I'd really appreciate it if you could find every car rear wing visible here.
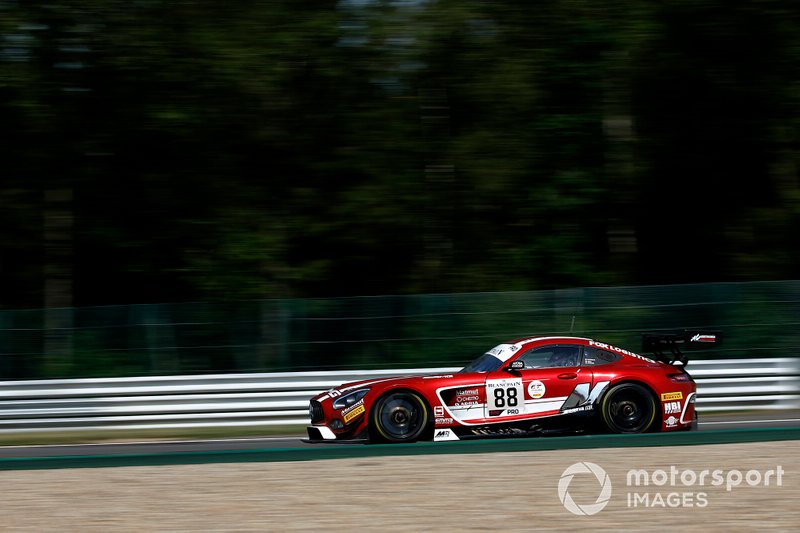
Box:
[641,330,722,367]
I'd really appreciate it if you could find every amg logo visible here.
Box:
[433,428,458,441]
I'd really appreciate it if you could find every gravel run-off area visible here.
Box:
[1,440,797,532]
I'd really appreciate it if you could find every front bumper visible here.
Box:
[308,394,371,441]
[306,425,337,441]
[305,425,369,444]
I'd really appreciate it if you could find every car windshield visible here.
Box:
[461,352,504,373]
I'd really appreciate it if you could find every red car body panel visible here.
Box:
[307,336,697,442]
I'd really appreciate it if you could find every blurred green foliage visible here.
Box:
[0,281,797,378]
[2,1,800,308]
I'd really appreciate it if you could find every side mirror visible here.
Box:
[504,360,524,372]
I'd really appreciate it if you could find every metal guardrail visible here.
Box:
[0,368,457,433]
[0,359,797,433]
[690,358,800,412]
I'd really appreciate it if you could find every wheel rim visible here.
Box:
[376,393,425,441]
[605,386,653,433]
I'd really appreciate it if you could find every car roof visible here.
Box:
[507,336,592,347]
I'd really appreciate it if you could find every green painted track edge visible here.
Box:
[2,427,798,471]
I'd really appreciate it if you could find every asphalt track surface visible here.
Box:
[0,411,798,459]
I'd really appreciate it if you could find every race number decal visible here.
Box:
[486,378,524,416]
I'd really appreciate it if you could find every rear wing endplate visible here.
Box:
[641,330,722,367]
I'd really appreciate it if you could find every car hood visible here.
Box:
[335,372,457,393]
[312,370,487,402]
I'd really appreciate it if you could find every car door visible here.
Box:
[484,343,589,420]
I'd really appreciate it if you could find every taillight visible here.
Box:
[667,373,693,383]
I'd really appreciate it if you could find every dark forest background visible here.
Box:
[2,0,800,310]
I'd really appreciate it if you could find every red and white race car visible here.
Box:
[307,332,718,443]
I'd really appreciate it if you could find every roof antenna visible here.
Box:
[569,315,575,334]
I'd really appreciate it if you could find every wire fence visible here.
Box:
[1,280,799,379]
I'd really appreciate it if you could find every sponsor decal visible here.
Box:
[342,403,365,424]
[562,405,594,414]
[434,405,445,417]
[527,380,546,399]
[435,417,453,425]
[484,343,518,363]
[589,340,655,363]
[453,388,481,407]
[423,374,453,379]
[663,401,681,415]
[456,394,480,401]
[665,416,678,428]
[628,353,657,363]
[329,389,341,398]
[340,399,364,416]
[661,392,683,402]
[691,334,716,343]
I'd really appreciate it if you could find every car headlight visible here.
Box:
[332,388,370,410]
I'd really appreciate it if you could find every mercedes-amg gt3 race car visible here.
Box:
[307,332,719,443]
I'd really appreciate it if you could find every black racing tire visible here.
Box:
[369,391,431,443]
[599,383,657,434]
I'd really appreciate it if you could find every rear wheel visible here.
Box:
[370,391,430,443]
[599,383,656,433]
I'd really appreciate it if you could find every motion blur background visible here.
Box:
[2,1,799,379]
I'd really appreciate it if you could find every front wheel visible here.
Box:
[599,383,656,433]
[370,391,430,443]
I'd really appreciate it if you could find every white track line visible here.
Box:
[700,418,800,426]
